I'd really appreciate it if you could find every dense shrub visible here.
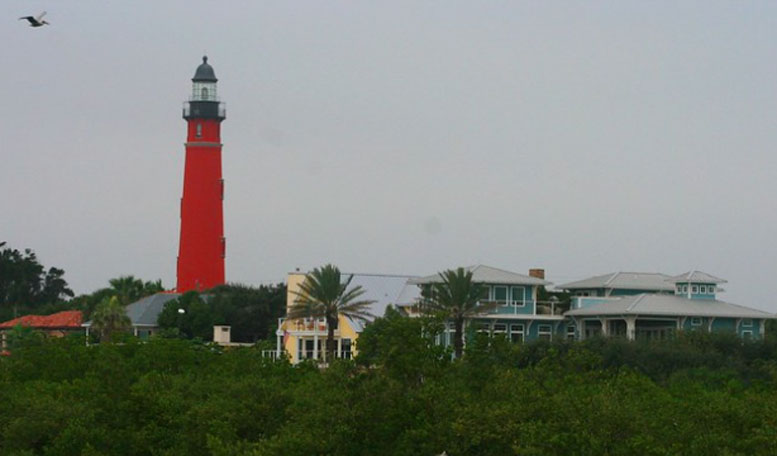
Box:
[2,332,777,455]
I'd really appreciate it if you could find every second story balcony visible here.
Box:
[478,299,566,316]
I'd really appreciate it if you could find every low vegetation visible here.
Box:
[3,317,777,455]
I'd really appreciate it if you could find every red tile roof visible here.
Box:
[0,310,83,329]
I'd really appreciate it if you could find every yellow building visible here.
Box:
[274,271,419,364]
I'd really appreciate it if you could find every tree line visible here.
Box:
[3,326,777,454]
[0,242,286,344]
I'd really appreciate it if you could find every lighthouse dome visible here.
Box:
[192,56,217,82]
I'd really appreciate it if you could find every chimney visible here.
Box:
[529,268,545,280]
[213,325,231,345]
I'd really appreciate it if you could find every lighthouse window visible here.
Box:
[196,124,202,138]
[201,87,209,99]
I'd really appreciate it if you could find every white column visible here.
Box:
[313,332,319,360]
[707,317,715,333]
[625,316,636,341]
[760,319,766,338]
[600,318,609,337]
[578,319,586,340]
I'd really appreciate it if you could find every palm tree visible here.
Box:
[108,276,145,305]
[421,267,498,358]
[288,264,375,362]
[91,296,131,343]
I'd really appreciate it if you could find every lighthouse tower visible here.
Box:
[177,56,226,292]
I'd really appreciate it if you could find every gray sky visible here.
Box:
[3,1,776,310]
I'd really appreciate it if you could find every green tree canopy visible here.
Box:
[158,291,216,340]
[207,282,287,342]
[420,267,499,358]
[90,296,131,343]
[288,264,375,362]
[0,242,74,320]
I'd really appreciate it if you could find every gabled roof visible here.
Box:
[341,274,420,332]
[565,294,773,319]
[0,310,83,329]
[558,272,675,292]
[668,271,727,284]
[409,265,551,286]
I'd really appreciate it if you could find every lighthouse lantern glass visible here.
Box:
[192,81,217,101]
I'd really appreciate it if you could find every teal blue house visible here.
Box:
[408,265,563,344]
[559,272,675,298]
[564,271,773,340]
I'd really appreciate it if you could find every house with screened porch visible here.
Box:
[563,271,774,340]
[406,265,563,344]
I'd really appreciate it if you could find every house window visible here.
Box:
[196,123,202,138]
[742,330,753,340]
[511,286,525,306]
[699,285,706,294]
[692,285,699,294]
[509,324,524,343]
[299,339,317,360]
[682,285,688,293]
[676,285,683,294]
[493,286,508,303]
[475,322,490,334]
[566,325,576,340]
[340,338,352,359]
[538,324,552,341]
[742,319,753,328]
[691,317,702,326]
[493,323,507,335]
[479,286,491,302]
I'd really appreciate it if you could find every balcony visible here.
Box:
[182,101,226,120]
[477,300,566,316]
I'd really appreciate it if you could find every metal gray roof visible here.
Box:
[342,273,421,332]
[668,271,727,284]
[409,265,551,286]
[558,272,675,291]
[125,293,181,326]
[192,56,217,82]
[565,294,774,319]
[82,292,181,328]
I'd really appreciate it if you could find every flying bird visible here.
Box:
[19,11,49,27]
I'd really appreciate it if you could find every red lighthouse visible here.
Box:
[177,56,226,292]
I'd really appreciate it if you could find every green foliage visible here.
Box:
[206,282,287,342]
[90,296,131,343]
[157,291,215,340]
[288,264,376,361]
[3,332,777,454]
[0,242,74,320]
[420,267,497,358]
[71,275,165,319]
[356,307,450,384]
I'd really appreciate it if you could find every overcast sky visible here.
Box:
[3,1,776,310]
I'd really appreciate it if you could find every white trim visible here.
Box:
[538,324,552,341]
[493,285,508,304]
